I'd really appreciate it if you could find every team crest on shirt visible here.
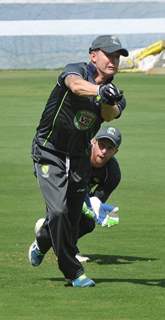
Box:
[41,165,49,178]
[74,110,96,130]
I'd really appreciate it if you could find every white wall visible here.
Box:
[0,0,165,69]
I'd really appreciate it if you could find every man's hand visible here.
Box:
[97,203,119,227]
[98,83,123,105]
[82,202,95,220]
[100,204,119,227]
[89,197,120,228]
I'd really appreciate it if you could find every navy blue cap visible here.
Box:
[95,127,122,147]
[89,35,128,57]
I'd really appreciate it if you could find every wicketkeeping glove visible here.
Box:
[89,197,120,228]
[100,203,119,227]
[98,83,123,105]
[82,201,95,220]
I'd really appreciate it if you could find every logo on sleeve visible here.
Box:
[74,110,96,130]
[41,165,49,178]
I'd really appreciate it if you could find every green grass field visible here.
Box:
[0,70,165,320]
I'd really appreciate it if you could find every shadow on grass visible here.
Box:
[40,255,161,287]
[94,278,165,288]
[85,254,158,265]
[42,277,165,288]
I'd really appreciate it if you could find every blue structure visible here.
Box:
[0,1,165,69]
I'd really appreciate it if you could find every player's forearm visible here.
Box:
[65,75,98,97]
[65,75,123,119]
[101,103,120,121]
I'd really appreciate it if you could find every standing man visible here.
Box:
[28,35,128,287]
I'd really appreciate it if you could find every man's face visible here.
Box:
[90,50,120,79]
[90,138,118,168]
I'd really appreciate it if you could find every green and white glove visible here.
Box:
[82,197,120,228]
[90,197,120,227]
[82,202,96,220]
[101,209,119,227]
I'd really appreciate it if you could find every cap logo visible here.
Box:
[111,36,119,45]
[107,127,116,136]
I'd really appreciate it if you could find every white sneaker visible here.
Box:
[34,218,45,235]
[76,254,90,263]
[28,240,45,266]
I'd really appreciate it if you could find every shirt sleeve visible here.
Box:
[115,95,127,118]
[58,63,87,85]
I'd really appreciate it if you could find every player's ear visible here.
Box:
[91,138,96,145]
[90,51,97,63]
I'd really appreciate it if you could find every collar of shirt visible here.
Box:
[87,62,97,84]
